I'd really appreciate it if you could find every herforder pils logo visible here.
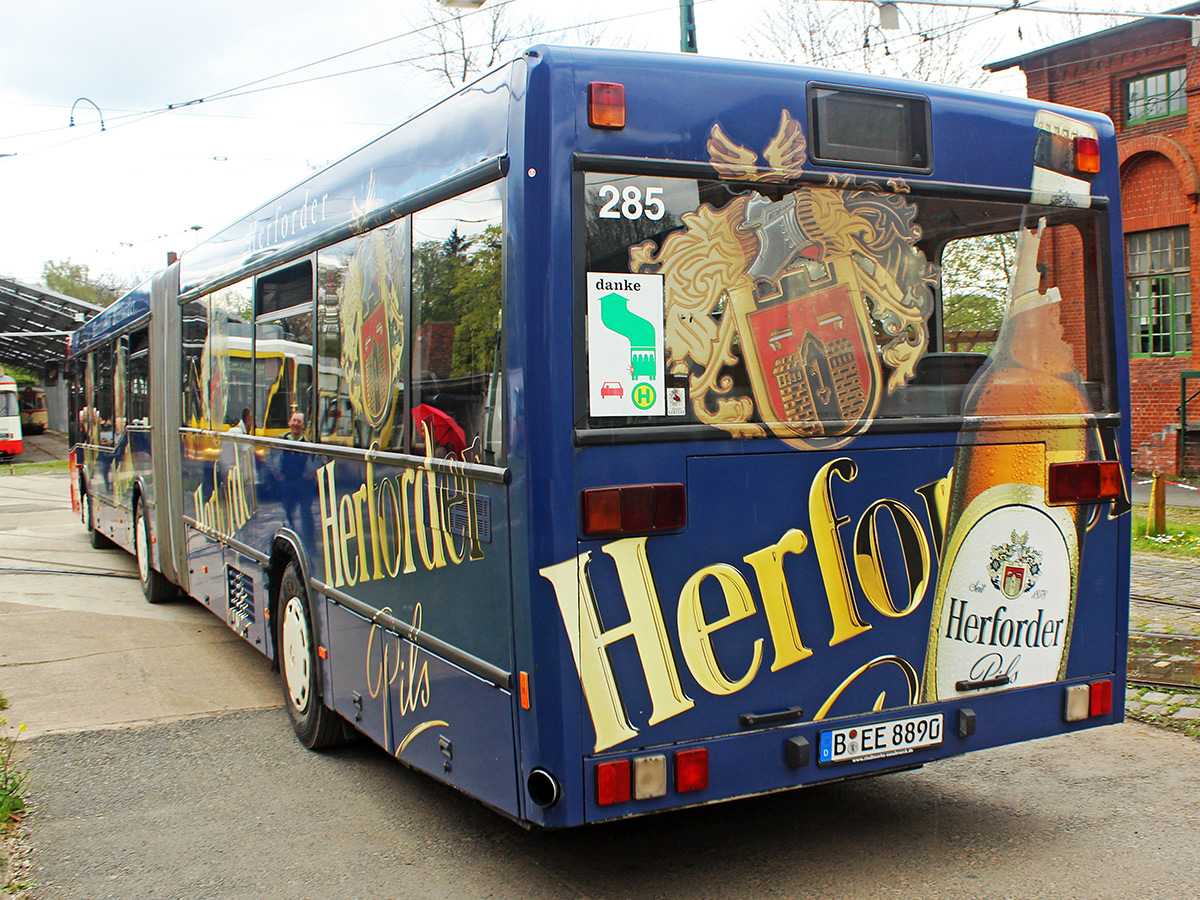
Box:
[989,530,1044,601]
[629,110,937,449]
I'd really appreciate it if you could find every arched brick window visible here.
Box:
[1121,151,1192,356]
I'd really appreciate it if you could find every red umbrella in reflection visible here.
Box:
[411,403,466,457]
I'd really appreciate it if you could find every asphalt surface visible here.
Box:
[3,465,1200,898]
[17,709,1200,900]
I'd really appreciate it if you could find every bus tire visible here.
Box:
[135,501,174,604]
[278,562,342,749]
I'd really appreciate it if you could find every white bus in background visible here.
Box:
[0,371,23,457]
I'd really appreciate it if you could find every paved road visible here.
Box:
[4,432,66,467]
[4,473,1200,899]
[1132,476,1200,509]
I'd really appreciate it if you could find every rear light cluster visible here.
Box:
[588,81,626,129]
[1048,461,1122,505]
[1063,679,1113,722]
[1074,135,1101,174]
[595,747,708,806]
[582,484,686,536]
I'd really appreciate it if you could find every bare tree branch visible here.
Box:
[745,0,998,88]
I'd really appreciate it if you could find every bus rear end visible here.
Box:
[521,48,1128,827]
[0,374,22,457]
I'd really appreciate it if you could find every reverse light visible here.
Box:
[1048,461,1122,505]
[1074,135,1101,174]
[582,483,686,536]
[1064,679,1113,722]
[589,82,626,129]
[633,754,667,800]
[596,759,631,805]
[674,747,709,793]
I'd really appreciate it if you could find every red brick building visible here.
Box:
[989,4,1200,474]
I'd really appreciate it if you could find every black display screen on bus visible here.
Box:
[808,84,932,172]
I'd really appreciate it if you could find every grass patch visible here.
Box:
[1132,510,1200,557]
[0,718,26,829]
[0,460,68,477]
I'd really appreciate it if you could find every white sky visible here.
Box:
[0,0,1159,288]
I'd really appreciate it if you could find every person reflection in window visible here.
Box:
[228,407,252,435]
[279,411,313,548]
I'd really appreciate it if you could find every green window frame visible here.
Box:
[1127,226,1191,356]
[1125,68,1187,125]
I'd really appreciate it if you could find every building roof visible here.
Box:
[0,277,102,376]
[985,3,1200,72]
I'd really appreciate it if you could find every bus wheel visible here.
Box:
[84,487,112,550]
[135,502,174,604]
[278,562,342,749]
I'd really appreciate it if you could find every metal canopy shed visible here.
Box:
[0,277,101,378]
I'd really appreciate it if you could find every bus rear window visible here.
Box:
[580,172,1112,445]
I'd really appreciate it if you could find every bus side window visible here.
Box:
[256,261,315,438]
[210,280,254,432]
[317,225,409,451]
[411,185,504,464]
[181,299,210,430]
[129,329,150,427]
[93,344,115,445]
[68,359,85,444]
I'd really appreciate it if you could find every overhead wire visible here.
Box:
[0,0,707,151]
[5,0,1189,156]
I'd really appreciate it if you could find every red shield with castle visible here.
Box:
[1002,564,1027,600]
[734,255,880,442]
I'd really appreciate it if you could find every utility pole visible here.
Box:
[680,0,698,53]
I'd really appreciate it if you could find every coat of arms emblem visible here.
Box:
[628,110,936,449]
[989,530,1043,600]
[338,173,408,446]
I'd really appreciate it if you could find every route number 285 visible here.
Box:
[597,184,665,221]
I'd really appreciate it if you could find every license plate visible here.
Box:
[818,713,943,765]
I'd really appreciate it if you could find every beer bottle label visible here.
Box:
[925,482,1077,701]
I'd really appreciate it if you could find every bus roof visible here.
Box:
[69,280,151,356]
[170,45,1115,304]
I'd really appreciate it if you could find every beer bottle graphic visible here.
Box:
[923,220,1092,701]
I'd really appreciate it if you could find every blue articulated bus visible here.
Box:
[68,46,1131,828]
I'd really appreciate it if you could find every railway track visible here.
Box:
[1128,594,1200,690]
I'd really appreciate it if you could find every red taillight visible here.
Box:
[1089,679,1113,717]
[674,747,708,793]
[596,759,631,805]
[1074,135,1101,174]
[1065,679,1115,721]
[582,484,686,536]
[1048,461,1122,505]
[588,82,625,129]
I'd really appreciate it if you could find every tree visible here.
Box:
[939,231,1017,352]
[409,1,539,88]
[407,1,630,90]
[41,259,123,307]
[744,0,997,88]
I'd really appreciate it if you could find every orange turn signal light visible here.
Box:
[588,82,625,129]
[1074,135,1100,174]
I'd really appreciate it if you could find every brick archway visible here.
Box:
[1120,135,1200,206]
